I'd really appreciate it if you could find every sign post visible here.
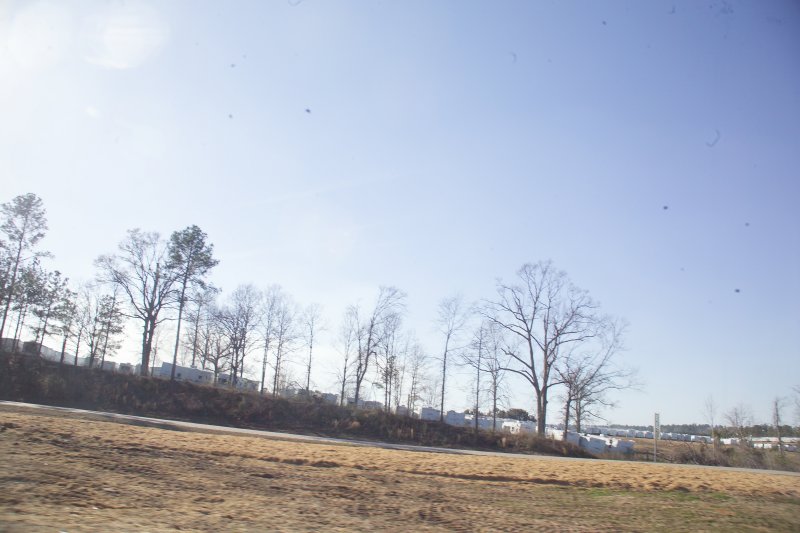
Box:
[654,412,660,463]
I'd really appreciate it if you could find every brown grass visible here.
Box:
[1,406,799,532]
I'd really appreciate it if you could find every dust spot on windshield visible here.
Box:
[706,129,721,148]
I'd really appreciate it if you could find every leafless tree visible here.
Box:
[217,284,262,386]
[390,333,419,413]
[345,286,406,407]
[461,320,488,434]
[149,325,170,375]
[69,284,94,366]
[480,321,509,432]
[404,339,428,415]
[422,377,441,413]
[197,306,230,382]
[725,404,753,443]
[703,396,719,451]
[336,309,357,406]
[435,294,469,422]
[794,386,800,425]
[377,312,403,412]
[258,285,284,394]
[96,230,178,375]
[184,286,219,368]
[301,303,324,393]
[270,295,298,397]
[83,287,105,368]
[483,261,600,434]
[558,319,632,437]
[773,397,786,455]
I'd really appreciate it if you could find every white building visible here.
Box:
[157,362,214,384]
[445,410,467,426]
[420,407,440,421]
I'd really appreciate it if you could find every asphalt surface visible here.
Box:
[2,400,798,476]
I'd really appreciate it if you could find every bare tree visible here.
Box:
[483,261,599,434]
[301,303,324,393]
[184,286,219,368]
[83,288,104,368]
[76,285,125,368]
[96,230,178,375]
[336,309,357,406]
[149,325,170,375]
[461,321,489,434]
[558,319,631,437]
[217,284,262,387]
[435,294,468,422]
[69,284,95,366]
[377,312,403,412]
[197,306,231,382]
[703,396,719,452]
[404,339,428,415]
[346,286,406,407]
[270,295,297,397]
[773,397,786,455]
[390,332,417,413]
[725,404,753,444]
[258,285,284,394]
[479,321,509,432]
[794,386,800,425]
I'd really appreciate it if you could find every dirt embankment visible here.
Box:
[1,407,799,532]
[0,352,584,458]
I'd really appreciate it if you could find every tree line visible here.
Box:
[0,193,637,435]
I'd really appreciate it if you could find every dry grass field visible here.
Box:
[624,436,800,472]
[1,406,799,532]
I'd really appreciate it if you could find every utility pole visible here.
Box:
[654,412,660,462]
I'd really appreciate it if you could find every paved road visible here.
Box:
[2,400,798,477]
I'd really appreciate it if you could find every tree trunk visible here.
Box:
[190,308,201,368]
[0,242,23,340]
[492,384,498,435]
[13,304,27,350]
[59,333,68,365]
[305,346,312,393]
[260,345,269,394]
[37,304,53,356]
[140,318,155,376]
[170,284,187,380]
[537,389,547,435]
[562,397,572,441]
[73,329,83,366]
[439,336,449,422]
[99,292,117,370]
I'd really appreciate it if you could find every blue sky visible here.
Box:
[2,0,798,425]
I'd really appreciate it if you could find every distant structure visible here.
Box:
[153,362,214,384]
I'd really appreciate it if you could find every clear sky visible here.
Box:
[2,0,798,426]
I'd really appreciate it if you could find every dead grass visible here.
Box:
[623,437,800,472]
[1,406,799,532]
